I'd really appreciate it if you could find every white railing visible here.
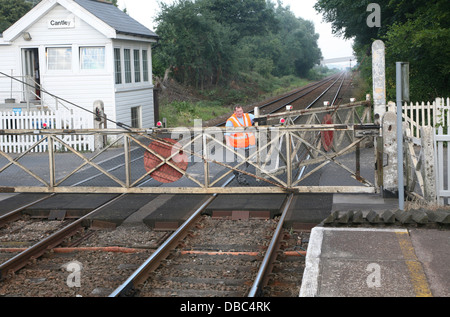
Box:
[386,98,449,204]
[390,97,450,144]
[0,109,94,153]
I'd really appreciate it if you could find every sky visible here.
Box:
[116,0,354,63]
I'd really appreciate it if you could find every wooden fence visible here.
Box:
[392,97,450,145]
[0,109,94,153]
[392,97,450,204]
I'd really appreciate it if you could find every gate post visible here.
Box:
[382,111,398,197]
[421,126,437,203]
[372,40,387,195]
[372,40,386,123]
[93,100,106,151]
[254,107,261,182]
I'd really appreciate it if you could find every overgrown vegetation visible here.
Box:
[158,73,322,127]
[152,0,338,126]
[153,0,323,89]
[315,0,450,102]
[0,0,32,33]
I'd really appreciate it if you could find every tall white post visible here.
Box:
[372,40,386,124]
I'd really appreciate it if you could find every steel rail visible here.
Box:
[331,72,346,106]
[216,73,341,126]
[292,72,346,122]
[0,194,55,228]
[247,193,294,297]
[0,71,350,286]
[109,176,234,297]
[280,72,346,183]
[288,72,347,165]
[0,117,232,281]
[264,72,344,116]
[109,76,349,296]
[0,193,126,280]
[248,72,349,297]
[0,143,160,279]
[0,143,147,228]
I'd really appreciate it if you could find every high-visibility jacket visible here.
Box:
[226,113,256,148]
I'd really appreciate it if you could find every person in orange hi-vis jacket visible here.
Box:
[225,105,255,185]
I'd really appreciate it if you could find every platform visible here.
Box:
[300,226,450,297]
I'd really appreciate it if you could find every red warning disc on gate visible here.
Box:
[143,138,188,183]
[321,114,334,152]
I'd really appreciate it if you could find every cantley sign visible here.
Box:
[48,15,75,29]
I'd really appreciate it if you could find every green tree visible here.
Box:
[314,0,450,100]
[383,2,450,100]
[233,33,281,76]
[153,0,323,87]
[231,2,322,78]
[154,0,235,88]
[273,4,322,77]
[0,0,32,33]
[203,0,278,42]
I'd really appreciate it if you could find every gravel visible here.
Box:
[0,217,308,297]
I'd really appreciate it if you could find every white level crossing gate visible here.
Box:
[0,101,381,195]
[396,97,450,205]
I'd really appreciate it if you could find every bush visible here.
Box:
[160,100,230,127]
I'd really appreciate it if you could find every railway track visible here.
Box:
[213,72,346,126]
[0,73,349,296]
[0,191,308,297]
[109,192,305,297]
[110,73,347,298]
[249,73,343,114]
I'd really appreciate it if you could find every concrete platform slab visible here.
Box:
[122,194,174,226]
[410,229,450,297]
[300,227,447,297]
[332,193,399,212]
[0,193,18,203]
[24,193,118,218]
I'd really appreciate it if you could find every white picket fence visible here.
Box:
[388,97,450,145]
[394,97,450,204]
[0,109,94,153]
